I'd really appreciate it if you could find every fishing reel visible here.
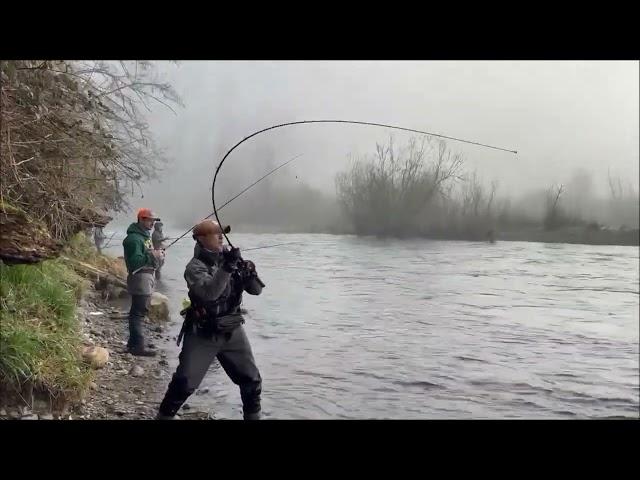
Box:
[236,258,257,278]
[224,249,264,287]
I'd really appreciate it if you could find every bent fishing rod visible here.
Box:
[164,153,304,250]
[212,120,519,249]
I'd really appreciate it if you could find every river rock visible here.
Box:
[130,365,145,377]
[21,414,39,420]
[148,292,170,323]
[82,346,110,369]
[40,414,54,420]
[89,382,98,390]
[106,285,127,300]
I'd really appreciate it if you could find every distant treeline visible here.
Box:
[182,136,637,246]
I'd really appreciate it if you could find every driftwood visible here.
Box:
[59,256,127,289]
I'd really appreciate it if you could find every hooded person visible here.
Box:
[93,226,106,254]
[152,221,170,248]
[151,221,169,279]
[122,208,165,356]
[156,219,265,420]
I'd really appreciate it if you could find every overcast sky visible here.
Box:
[124,61,638,224]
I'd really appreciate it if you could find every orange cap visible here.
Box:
[137,208,160,221]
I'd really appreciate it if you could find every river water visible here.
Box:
[105,232,639,419]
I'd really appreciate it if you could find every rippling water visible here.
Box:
[107,233,639,419]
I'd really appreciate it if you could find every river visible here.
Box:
[105,232,639,419]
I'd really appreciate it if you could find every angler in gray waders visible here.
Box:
[157,219,265,420]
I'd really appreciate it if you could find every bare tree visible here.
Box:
[607,168,624,200]
[486,180,498,218]
[335,136,463,236]
[604,168,639,229]
[544,183,565,230]
[458,171,494,218]
[1,60,182,240]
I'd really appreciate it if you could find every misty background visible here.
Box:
[110,61,639,233]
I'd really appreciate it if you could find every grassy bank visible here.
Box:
[0,233,124,410]
[0,258,91,405]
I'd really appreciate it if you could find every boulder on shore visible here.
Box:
[148,292,170,323]
[82,346,109,369]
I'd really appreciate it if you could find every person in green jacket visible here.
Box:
[122,208,165,356]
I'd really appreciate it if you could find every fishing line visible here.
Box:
[211,120,518,248]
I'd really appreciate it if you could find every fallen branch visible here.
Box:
[60,256,127,288]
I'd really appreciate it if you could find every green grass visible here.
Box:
[0,259,93,401]
[0,232,127,405]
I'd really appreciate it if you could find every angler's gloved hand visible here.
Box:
[239,259,265,289]
[242,260,256,272]
[238,259,257,278]
[221,247,242,272]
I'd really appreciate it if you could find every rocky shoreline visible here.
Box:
[70,294,172,420]
[75,293,215,420]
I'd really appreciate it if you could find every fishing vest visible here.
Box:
[187,275,243,320]
[183,263,246,337]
